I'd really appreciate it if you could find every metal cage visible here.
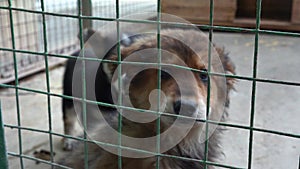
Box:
[0,0,299,169]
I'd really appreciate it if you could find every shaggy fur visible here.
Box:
[58,28,235,169]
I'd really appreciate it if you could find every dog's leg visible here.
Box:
[62,106,77,151]
[61,57,77,151]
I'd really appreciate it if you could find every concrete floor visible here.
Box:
[1,32,299,169]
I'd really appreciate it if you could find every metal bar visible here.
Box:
[204,0,214,168]
[1,5,300,37]
[4,120,299,153]
[298,156,300,169]
[0,47,300,86]
[1,76,300,141]
[0,101,8,169]
[1,80,300,140]
[115,0,123,168]
[40,0,55,168]
[6,147,244,169]
[156,0,162,168]
[77,0,89,169]
[0,1,299,169]
[0,58,65,84]
[248,0,262,168]
[7,0,24,168]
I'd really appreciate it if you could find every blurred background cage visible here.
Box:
[0,0,300,169]
[2,0,300,84]
[0,0,156,84]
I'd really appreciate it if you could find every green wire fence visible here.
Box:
[0,101,9,169]
[0,0,300,169]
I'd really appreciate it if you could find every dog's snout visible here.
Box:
[173,100,198,116]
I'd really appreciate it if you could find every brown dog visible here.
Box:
[58,28,235,169]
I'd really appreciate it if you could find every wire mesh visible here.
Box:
[0,101,8,169]
[155,1,162,168]
[0,0,299,169]
[247,1,262,168]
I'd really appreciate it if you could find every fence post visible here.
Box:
[82,0,93,29]
[0,101,8,169]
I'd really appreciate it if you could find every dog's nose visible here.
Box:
[173,100,198,116]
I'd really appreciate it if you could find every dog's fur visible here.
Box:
[59,28,235,169]
[62,28,118,150]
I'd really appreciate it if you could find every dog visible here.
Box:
[58,28,236,169]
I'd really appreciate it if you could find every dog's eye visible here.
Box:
[160,70,171,80]
[199,69,208,82]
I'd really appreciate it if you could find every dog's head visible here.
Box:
[101,29,235,134]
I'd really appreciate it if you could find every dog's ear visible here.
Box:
[216,47,236,90]
[77,28,96,42]
[102,34,137,81]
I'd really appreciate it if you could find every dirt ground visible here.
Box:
[1,32,299,169]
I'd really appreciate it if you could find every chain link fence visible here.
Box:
[0,0,299,169]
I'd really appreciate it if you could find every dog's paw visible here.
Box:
[62,138,74,151]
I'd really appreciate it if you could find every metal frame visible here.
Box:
[0,0,300,169]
